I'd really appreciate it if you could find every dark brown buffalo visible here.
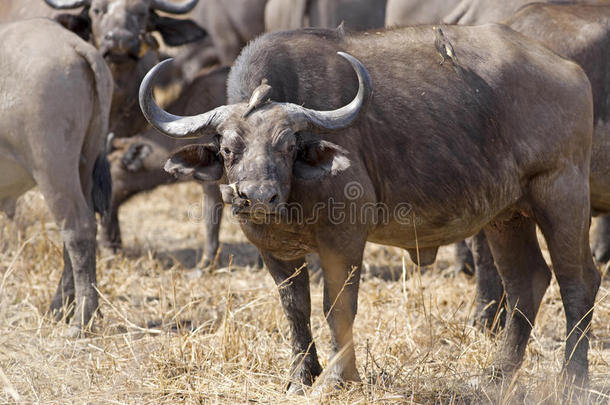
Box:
[41,0,207,138]
[103,67,229,264]
[467,3,610,330]
[140,26,599,390]
[382,0,610,274]
[118,0,387,261]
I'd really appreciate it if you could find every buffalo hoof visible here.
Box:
[286,358,322,395]
[64,323,96,339]
[311,375,346,398]
[311,365,360,397]
[286,381,306,396]
[486,365,507,384]
[64,325,84,339]
[453,240,475,276]
[473,301,506,334]
[64,311,101,338]
[48,295,74,323]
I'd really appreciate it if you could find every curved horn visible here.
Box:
[44,0,88,9]
[139,59,232,139]
[283,52,372,132]
[150,0,199,14]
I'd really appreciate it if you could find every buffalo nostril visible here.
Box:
[268,194,278,204]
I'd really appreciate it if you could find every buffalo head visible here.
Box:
[139,52,372,218]
[45,0,206,62]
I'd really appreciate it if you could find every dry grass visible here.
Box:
[0,183,608,404]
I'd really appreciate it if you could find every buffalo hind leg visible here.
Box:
[201,183,223,268]
[483,216,551,379]
[100,201,121,252]
[63,227,97,336]
[35,169,99,336]
[48,245,75,321]
[591,214,610,264]
[261,251,322,393]
[467,231,506,331]
[530,175,600,386]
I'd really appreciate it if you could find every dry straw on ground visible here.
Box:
[0,183,608,404]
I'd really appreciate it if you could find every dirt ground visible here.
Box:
[0,182,608,404]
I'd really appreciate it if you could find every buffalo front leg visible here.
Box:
[317,237,365,388]
[483,216,551,379]
[261,252,322,393]
[201,183,223,268]
[467,231,506,331]
[591,214,610,264]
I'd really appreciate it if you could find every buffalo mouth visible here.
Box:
[231,201,283,222]
[231,205,279,218]
[103,50,139,64]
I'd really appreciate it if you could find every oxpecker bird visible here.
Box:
[433,26,460,71]
[243,78,272,117]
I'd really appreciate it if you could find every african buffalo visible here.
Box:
[467,3,610,329]
[0,18,113,335]
[112,0,387,259]
[382,0,610,276]
[140,25,599,389]
[41,0,207,138]
[103,67,229,262]
[265,0,386,32]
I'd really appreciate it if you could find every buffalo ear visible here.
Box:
[165,144,223,182]
[54,9,91,41]
[121,142,153,172]
[294,140,351,180]
[149,11,207,46]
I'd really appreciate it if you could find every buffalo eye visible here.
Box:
[92,7,102,15]
[222,147,231,156]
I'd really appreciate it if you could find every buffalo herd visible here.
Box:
[0,0,608,395]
